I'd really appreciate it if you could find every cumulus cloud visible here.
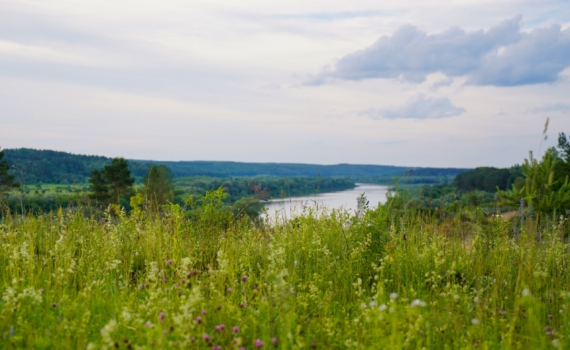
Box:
[531,103,570,113]
[357,94,465,120]
[308,16,570,86]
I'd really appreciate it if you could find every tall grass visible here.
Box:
[1,190,569,349]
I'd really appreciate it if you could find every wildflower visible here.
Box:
[369,301,377,307]
[390,293,398,300]
[164,278,168,283]
[378,304,387,311]
[203,334,211,342]
[226,288,232,293]
[242,276,248,282]
[239,302,245,308]
[163,330,168,335]
[215,324,225,332]
[217,305,222,311]
[40,289,44,293]
[254,339,264,347]
[138,285,143,290]
[191,337,196,342]
[212,346,221,350]
[144,322,152,328]
[471,318,480,325]
[233,326,239,333]
[272,338,278,345]
[167,259,173,265]
[410,299,426,308]
[522,288,531,297]
[52,303,57,307]
[196,316,202,324]
[202,310,207,315]
[159,312,165,321]
[360,303,367,309]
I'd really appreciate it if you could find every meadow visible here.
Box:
[1,188,570,349]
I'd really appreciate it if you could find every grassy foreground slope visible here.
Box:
[1,192,569,349]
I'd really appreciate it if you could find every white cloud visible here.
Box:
[309,16,570,86]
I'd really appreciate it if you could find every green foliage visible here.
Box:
[499,148,570,213]
[3,148,469,184]
[231,197,265,219]
[0,149,19,197]
[455,166,523,192]
[142,164,174,209]
[1,197,570,348]
[89,158,135,206]
[175,176,355,205]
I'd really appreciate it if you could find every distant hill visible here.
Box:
[3,148,469,184]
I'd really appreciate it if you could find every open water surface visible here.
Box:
[263,183,389,221]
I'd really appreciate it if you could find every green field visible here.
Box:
[1,187,569,349]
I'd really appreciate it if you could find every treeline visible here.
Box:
[175,176,355,204]
[454,166,523,192]
[403,132,570,213]
[2,148,152,184]
[2,148,469,184]
[0,150,355,217]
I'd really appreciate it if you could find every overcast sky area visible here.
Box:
[1,0,570,167]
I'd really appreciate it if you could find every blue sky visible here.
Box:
[1,0,569,167]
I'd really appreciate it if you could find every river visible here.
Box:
[263,183,389,220]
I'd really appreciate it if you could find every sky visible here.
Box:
[1,0,570,168]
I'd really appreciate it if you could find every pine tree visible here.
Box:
[88,158,134,206]
[104,158,135,204]
[88,169,110,204]
[142,164,174,208]
[0,149,19,197]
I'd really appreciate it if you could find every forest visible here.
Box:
[2,148,468,184]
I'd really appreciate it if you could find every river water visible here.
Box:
[263,183,389,221]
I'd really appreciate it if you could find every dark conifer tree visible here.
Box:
[89,158,134,205]
[142,164,174,208]
[0,149,19,196]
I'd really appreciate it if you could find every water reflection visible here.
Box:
[263,183,389,221]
